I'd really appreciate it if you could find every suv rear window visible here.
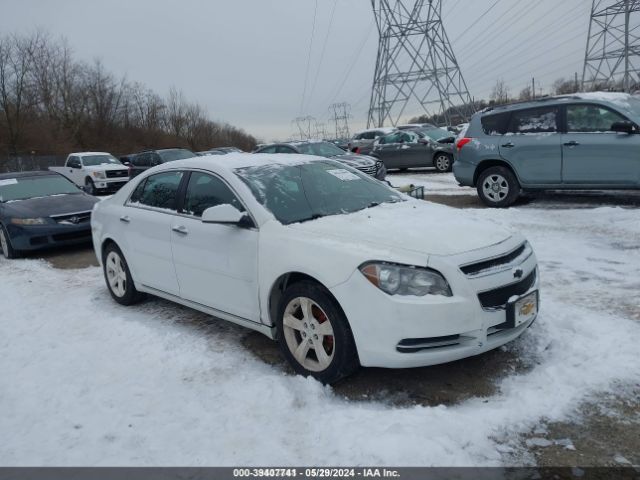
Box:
[481,113,510,135]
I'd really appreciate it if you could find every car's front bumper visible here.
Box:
[6,222,93,252]
[93,178,129,192]
[330,241,539,368]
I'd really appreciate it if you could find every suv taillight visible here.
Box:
[456,137,472,151]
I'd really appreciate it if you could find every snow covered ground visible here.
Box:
[1,177,639,466]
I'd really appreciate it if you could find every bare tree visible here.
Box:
[490,79,510,105]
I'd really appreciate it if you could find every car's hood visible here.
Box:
[329,153,377,167]
[3,193,99,218]
[83,164,127,171]
[288,200,512,257]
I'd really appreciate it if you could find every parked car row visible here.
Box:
[347,125,457,172]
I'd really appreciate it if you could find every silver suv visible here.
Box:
[454,93,640,207]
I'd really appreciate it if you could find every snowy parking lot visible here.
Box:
[1,171,639,466]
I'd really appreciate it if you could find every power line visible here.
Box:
[306,0,339,113]
[299,0,319,115]
[450,0,502,45]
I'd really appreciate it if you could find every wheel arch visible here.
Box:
[473,159,520,187]
[267,272,348,330]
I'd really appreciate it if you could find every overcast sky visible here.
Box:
[0,0,591,141]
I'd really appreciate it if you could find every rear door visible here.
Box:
[561,103,639,185]
[170,171,260,321]
[121,170,184,295]
[373,132,405,168]
[499,106,562,185]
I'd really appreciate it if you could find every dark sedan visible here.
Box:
[0,171,99,258]
[370,128,455,172]
[254,141,387,180]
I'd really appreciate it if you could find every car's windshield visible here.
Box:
[420,128,453,141]
[295,142,346,158]
[235,160,404,225]
[81,155,122,166]
[158,149,196,162]
[0,175,80,202]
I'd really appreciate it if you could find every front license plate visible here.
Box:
[507,291,538,328]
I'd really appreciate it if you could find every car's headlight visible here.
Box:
[92,171,106,179]
[360,262,452,297]
[11,217,47,225]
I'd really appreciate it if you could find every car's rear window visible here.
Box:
[481,112,511,135]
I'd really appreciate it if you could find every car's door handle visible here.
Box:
[172,225,188,235]
[501,142,515,148]
[119,215,131,223]
[563,141,580,147]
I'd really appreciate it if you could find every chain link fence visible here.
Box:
[0,155,67,174]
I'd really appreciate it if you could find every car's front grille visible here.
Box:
[52,230,92,242]
[50,211,92,225]
[477,269,537,310]
[355,164,377,177]
[461,242,530,277]
[106,169,129,178]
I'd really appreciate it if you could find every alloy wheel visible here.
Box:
[105,251,127,297]
[282,296,335,372]
[435,154,450,172]
[482,174,509,202]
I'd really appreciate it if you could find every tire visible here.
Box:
[434,153,453,173]
[0,224,18,259]
[476,166,520,208]
[102,243,144,305]
[85,178,96,196]
[276,281,359,384]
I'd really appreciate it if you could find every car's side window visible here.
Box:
[258,146,277,154]
[362,131,376,140]
[566,104,627,133]
[150,153,162,166]
[275,146,295,154]
[131,171,183,211]
[133,153,150,167]
[481,112,511,135]
[182,172,245,218]
[508,107,559,134]
[68,156,81,168]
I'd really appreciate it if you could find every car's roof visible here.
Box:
[0,170,58,180]
[482,92,637,115]
[155,152,326,173]
[69,152,112,156]
[354,127,396,134]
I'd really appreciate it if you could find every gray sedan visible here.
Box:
[370,128,455,172]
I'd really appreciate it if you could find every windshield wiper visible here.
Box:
[296,213,327,224]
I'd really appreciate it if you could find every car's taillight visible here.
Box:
[456,137,472,151]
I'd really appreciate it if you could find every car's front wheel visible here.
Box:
[434,153,453,173]
[276,281,359,384]
[0,224,18,259]
[477,166,520,208]
[103,243,144,305]
[85,178,96,196]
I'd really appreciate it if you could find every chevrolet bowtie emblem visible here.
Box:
[513,268,524,279]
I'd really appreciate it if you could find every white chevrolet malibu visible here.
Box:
[91,153,539,383]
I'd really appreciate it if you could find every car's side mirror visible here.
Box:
[611,121,635,134]
[202,204,252,227]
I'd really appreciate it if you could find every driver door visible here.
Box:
[170,170,260,322]
[561,103,639,185]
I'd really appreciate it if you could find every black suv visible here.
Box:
[125,148,196,178]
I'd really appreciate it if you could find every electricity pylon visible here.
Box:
[582,0,640,92]
[329,102,352,140]
[367,0,474,128]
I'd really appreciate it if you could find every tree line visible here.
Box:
[0,32,258,163]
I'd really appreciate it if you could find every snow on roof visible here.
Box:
[353,127,396,135]
[163,152,324,172]
[69,152,113,157]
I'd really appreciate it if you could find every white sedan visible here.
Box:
[91,153,539,383]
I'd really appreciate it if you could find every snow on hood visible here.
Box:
[331,153,377,167]
[289,199,512,257]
